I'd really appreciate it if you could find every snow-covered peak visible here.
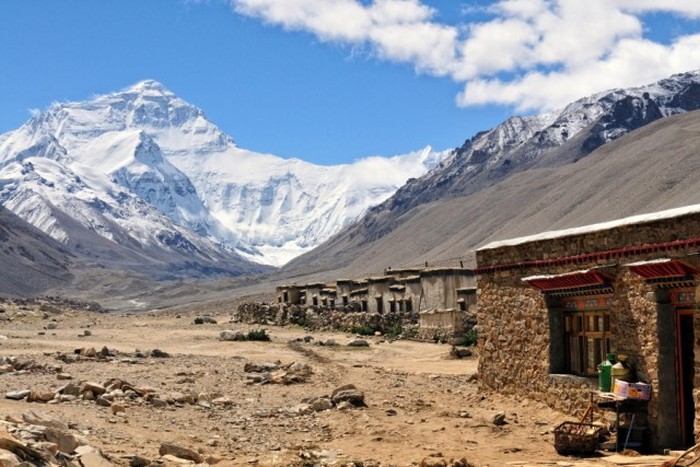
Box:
[0,80,449,267]
[125,79,173,96]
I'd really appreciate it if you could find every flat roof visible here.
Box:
[478,203,700,251]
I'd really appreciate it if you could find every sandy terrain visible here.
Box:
[0,301,676,466]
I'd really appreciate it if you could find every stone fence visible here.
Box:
[233,302,419,335]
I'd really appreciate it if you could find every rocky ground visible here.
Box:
[0,299,677,466]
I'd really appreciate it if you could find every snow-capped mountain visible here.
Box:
[367,70,700,215]
[287,70,700,274]
[0,80,447,268]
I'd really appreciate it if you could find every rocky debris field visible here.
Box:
[0,301,676,466]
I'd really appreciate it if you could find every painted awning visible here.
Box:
[523,270,611,291]
[626,259,698,279]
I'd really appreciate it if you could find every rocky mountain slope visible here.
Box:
[286,71,700,278]
[0,205,76,296]
[0,81,446,268]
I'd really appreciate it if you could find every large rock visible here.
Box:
[44,427,80,454]
[79,382,106,397]
[0,449,21,467]
[158,443,202,463]
[21,411,69,430]
[243,362,280,373]
[0,430,50,465]
[220,330,245,342]
[27,391,55,403]
[330,384,366,407]
[347,339,369,347]
[194,315,217,325]
[5,390,30,401]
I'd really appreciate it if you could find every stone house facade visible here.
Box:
[475,205,700,450]
[275,267,475,338]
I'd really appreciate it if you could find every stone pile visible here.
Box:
[0,410,113,467]
[0,356,60,375]
[54,346,170,364]
[244,361,312,385]
[4,375,239,413]
[287,383,366,415]
[0,411,227,466]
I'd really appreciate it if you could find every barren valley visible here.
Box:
[0,300,675,466]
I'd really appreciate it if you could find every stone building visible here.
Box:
[367,277,391,313]
[276,284,304,305]
[475,205,700,450]
[417,268,476,340]
[349,279,369,311]
[335,279,353,308]
[420,268,475,310]
[302,282,325,307]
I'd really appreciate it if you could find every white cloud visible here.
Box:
[231,0,700,111]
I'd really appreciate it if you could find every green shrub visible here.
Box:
[246,329,271,341]
[386,323,403,338]
[454,328,478,347]
[351,324,375,336]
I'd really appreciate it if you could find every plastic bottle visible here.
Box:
[598,355,613,392]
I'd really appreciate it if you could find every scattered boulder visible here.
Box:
[330,384,366,407]
[243,362,280,373]
[244,361,312,385]
[450,346,472,358]
[79,382,106,397]
[0,449,21,467]
[158,443,203,463]
[44,427,81,454]
[194,315,217,325]
[308,397,333,412]
[220,330,245,341]
[27,391,55,403]
[21,410,69,430]
[492,411,507,426]
[5,390,31,401]
[347,339,369,347]
[149,349,170,358]
[46,321,58,330]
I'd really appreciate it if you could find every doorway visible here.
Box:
[670,287,696,447]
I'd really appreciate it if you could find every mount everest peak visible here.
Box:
[0,80,448,269]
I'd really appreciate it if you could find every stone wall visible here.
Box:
[476,214,700,449]
[233,302,418,335]
[418,309,464,342]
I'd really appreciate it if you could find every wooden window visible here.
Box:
[562,294,612,376]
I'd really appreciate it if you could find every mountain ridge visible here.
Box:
[285,70,700,278]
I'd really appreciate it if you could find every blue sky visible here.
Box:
[1,1,700,165]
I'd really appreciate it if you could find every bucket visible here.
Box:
[611,362,631,382]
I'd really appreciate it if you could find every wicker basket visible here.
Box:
[553,421,603,455]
